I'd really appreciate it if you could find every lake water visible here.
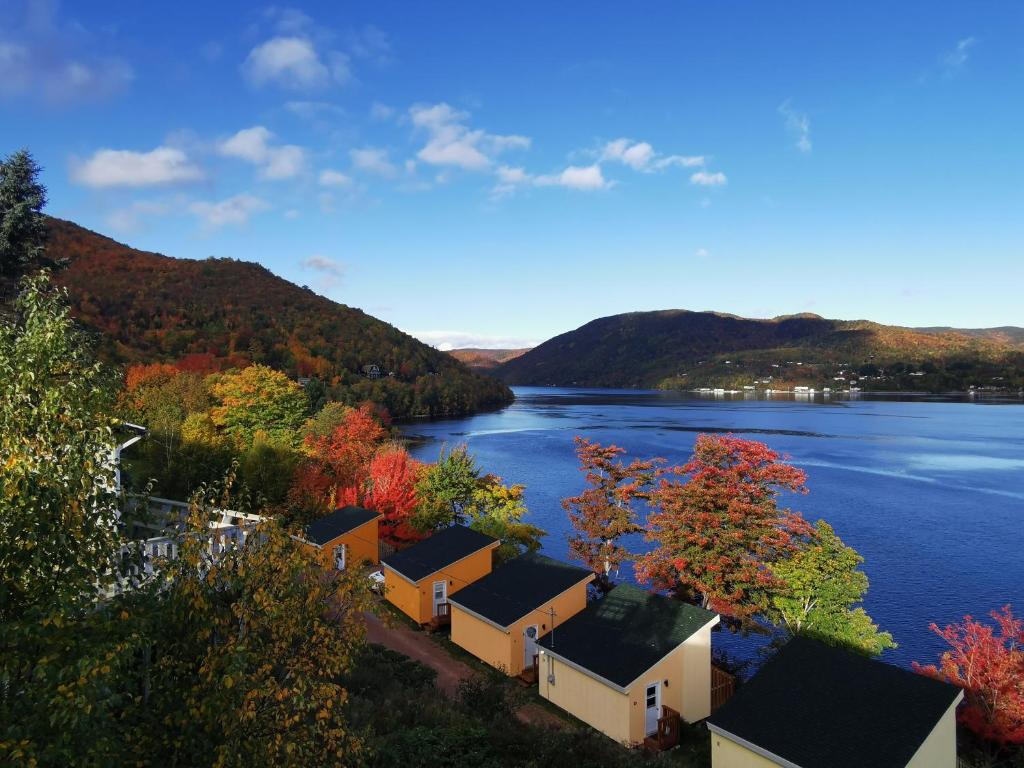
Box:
[403,387,1024,670]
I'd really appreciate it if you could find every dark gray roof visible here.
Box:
[537,583,717,688]
[448,553,593,628]
[382,525,497,583]
[707,636,962,768]
[304,506,380,546]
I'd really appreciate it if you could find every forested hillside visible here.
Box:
[42,217,513,418]
[497,310,1024,392]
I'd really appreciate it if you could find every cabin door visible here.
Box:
[333,543,347,571]
[432,580,447,616]
[523,625,539,669]
[644,682,661,736]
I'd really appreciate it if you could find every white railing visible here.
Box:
[101,497,264,598]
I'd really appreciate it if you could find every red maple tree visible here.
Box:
[304,403,388,489]
[563,437,662,588]
[914,606,1024,746]
[338,446,426,548]
[635,434,811,622]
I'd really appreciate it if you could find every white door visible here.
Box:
[432,580,447,616]
[644,682,661,736]
[334,543,347,571]
[523,625,539,669]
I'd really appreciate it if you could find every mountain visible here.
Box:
[447,347,530,371]
[497,310,1024,392]
[39,217,513,418]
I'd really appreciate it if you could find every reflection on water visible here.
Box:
[403,387,1024,669]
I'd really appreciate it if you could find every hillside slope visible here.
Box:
[42,218,513,418]
[497,310,1024,392]
[447,347,530,371]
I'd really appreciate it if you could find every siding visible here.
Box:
[451,577,593,676]
[906,700,959,768]
[384,544,497,624]
[450,607,512,672]
[539,618,716,745]
[301,517,380,571]
[710,735,784,768]
[539,653,631,744]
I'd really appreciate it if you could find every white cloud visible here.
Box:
[71,146,203,188]
[600,138,704,172]
[319,169,352,187]
[350,147,396,177]
[189,194,269,229]
[285,100,345,120]
[301,255,344,276]
[695,248,710,258]
[535,164,612,191]
[346,25,393,66]
[0,5,133,107]
[218,126,305,179]
[370,101,395,120]
[410,330,540,351]
[943,36,976,74]
[284,209,301,220]
[778,100,812,153]
[690,170,728,187]
[409,102,530,171]
[242,36,349,90]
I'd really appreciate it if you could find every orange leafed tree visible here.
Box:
[636,434,812,622]
[914,606,1024,746]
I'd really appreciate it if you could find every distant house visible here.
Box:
[706,636,963,768]
[362,364,382,379]
[299,506,381,572]
[381,525,499,626]
[537,584,719,747]
[449,553,594,678]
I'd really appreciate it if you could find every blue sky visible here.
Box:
[2,1,1021,348]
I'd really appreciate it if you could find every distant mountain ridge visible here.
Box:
[39,217,513,418]
[496,310,1024,392]
[447,347,530,371]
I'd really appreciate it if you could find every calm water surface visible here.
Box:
[404,387,1024,669]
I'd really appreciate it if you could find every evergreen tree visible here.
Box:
[0,149,48,279]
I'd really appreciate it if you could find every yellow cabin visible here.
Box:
[536,583,719,747]
[381,525,499,625]
[300,506,381,571]
[448,553,595,677]
[706,636,963,768]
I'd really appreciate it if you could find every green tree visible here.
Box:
[413,445,480,531]
[768,520,896,656]
[0,149,47,279]
[128,488,371,767]
[0,272,122,620]
[208,364,307,447]
[0,273,138,765]
[465,475,546,565]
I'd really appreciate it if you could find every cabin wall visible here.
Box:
[625,642,689,744]
[503,578,592,675]
[450,607,512,672]
[906,700,959,768]
[709,735,783,768]
[385,544,496,624]
[680,623,714,721]
[538,653,631,744]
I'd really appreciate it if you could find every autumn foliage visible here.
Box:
[635,434,812,622]
[562,437,661,586]
[338,446,426,548]
[914,606,1024,746]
